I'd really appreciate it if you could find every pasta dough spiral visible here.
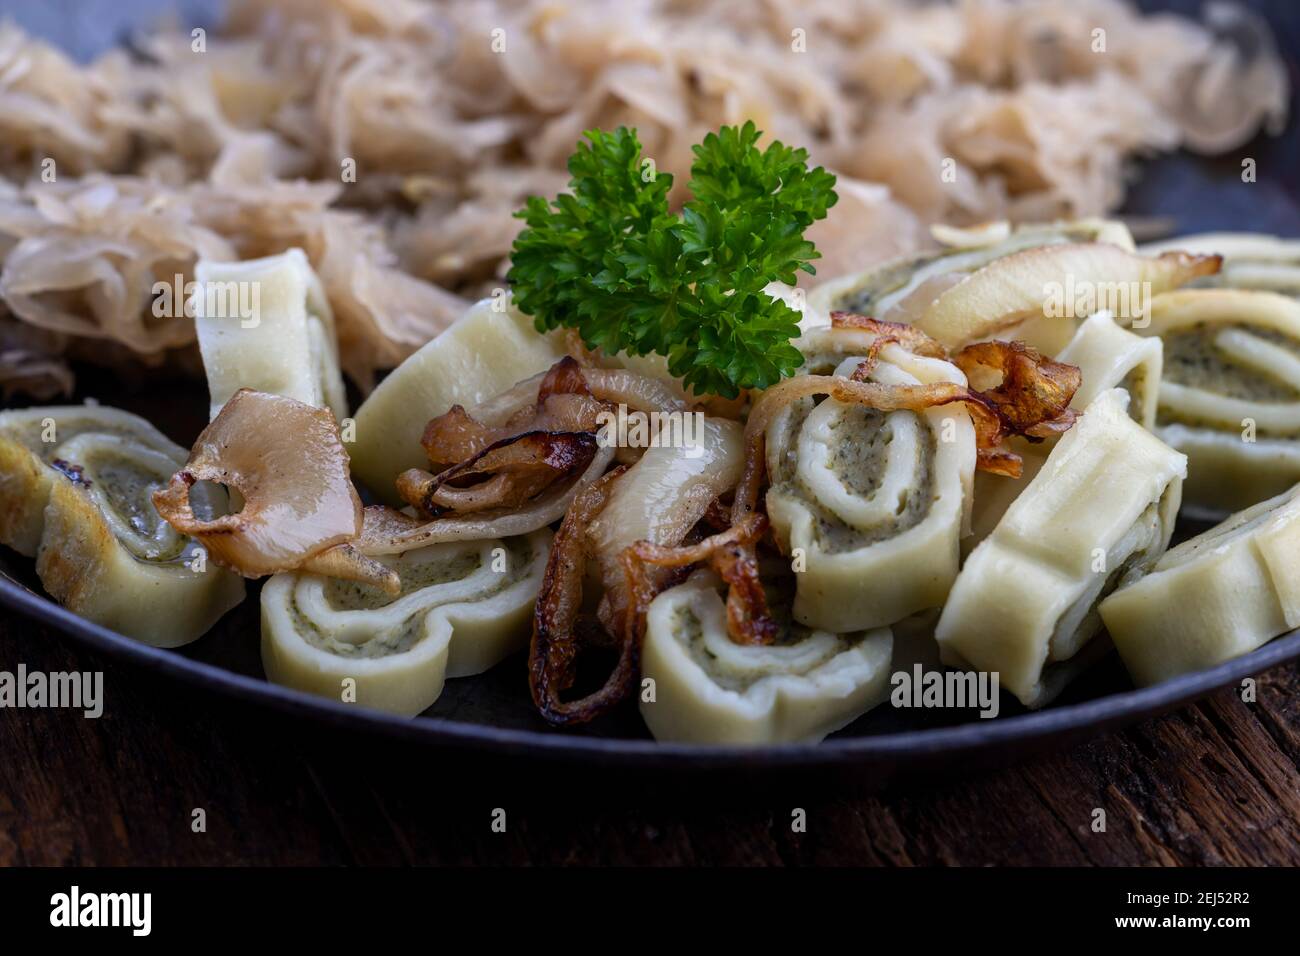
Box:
[640,571,892,745]
[1136,288,1300,513]
[936,389,1185,708]
[0,405,244,646]
[1101,485,1300,686]
[261,531,549,716]
[765,330,976,632]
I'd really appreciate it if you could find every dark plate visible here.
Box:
[4,536,1300,778]
[1,0,1299,780]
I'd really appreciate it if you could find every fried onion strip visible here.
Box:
[398,431,598,517]
[625,513,778,646]
[529,467,634,726]
[952,340,1081,440]
[358,442,617,554]
[830,311,949,360]
[153,389,363,577]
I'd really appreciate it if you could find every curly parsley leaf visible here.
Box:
[508,121,837,398]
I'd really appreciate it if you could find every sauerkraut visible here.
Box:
[0,0,1286,398]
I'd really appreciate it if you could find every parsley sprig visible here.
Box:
[508,121,837,398]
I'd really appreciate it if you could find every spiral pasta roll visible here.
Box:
[640,571,892,745]
[765,332,976,632]
[1135,288,1300,512]
[193,248,347,421]
[0,405,245,646]
[261,531,548,716]
[1100,485,1300,686]
[936,389,1185,708]
[811,219,1134,320]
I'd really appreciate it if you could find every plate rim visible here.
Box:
[2,569,1297,770]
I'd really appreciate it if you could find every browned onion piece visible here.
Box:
[625,513,778,646]
[529,467,634,726]
[578,365,685,414]
[422,358,606,467]
[351,505,421,546]
[153,389,362,576]
[830,311,949,361]
[952,340,1081,441]
[399,431,598,517]
[358,442,617,554]
[299,544,400,596]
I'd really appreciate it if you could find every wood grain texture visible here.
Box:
[2,611,1297,866]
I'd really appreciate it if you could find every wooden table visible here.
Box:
[3,609,1297,866]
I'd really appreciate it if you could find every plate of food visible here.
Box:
[1,0,1298,776]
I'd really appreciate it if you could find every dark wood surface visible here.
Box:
[2,0,1299,867]
[3,608,1298,866]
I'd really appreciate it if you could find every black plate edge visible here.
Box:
[3,570,1298,771]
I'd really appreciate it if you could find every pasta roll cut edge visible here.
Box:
[350,296,565,504]
[639,573,893,746]
[0,405,245,646]
[765,350,976,632]
[37,478,246,647]
[1100,485,1300,686]
[935,388,1185,707]
[194,248,347,421]
[260,531,550,717]
[1055,310,1163,430]
[1137,288,1300,512]
[1157,425,1300,517]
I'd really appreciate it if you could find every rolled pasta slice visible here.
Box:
[261,531,549,717]
[1099,486,1300,685]
[1055,310,1162,430]
[0,405,244,646]
[936,389,1185,708]
[350,296,565,503]
[816,221,1144,356]
[765,337,976,632]
[810,219,1134,319]
[640,570,892,745]
[967,311,1164,550]
[1141,232,1300,294]
[1136,288,1300,512]
[193,248,347,421]
[813,219,1220,355]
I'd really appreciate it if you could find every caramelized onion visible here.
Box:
[529,467,633,726]
[421,358,609,467]
[625,513,778,646]
[153,389,362,576]
[299,544,400,595]
[585,417,744,634]
[830,311,948,360]
[358,443,617,554]
[400,431,598,516]
[952,340,1081,440]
